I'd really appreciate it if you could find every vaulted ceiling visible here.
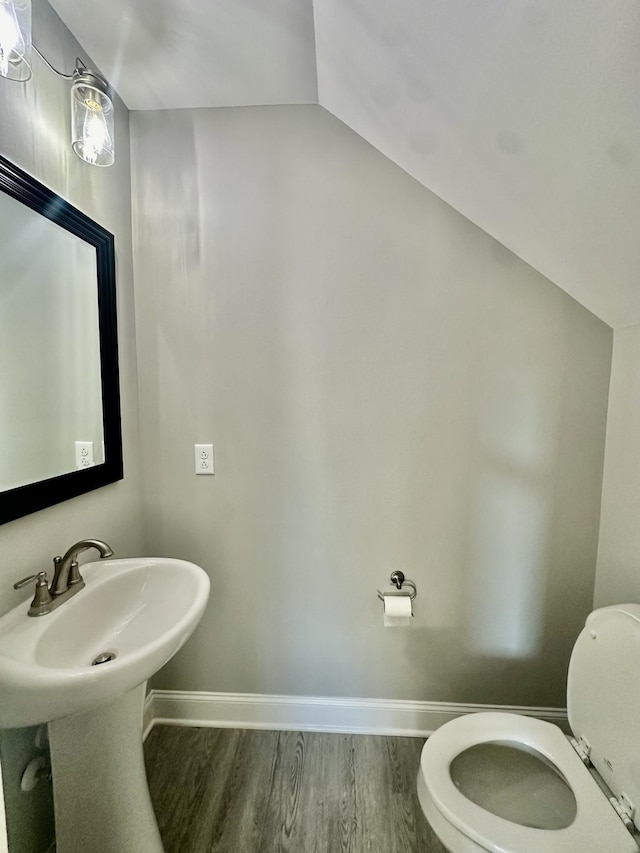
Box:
[47,0,640,329]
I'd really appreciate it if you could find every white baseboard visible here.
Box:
[143,689,568,741]
[143,690,155,740]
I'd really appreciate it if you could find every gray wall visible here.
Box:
[0,1,144,850]
[131,104,612,710]
[595,324,640,606]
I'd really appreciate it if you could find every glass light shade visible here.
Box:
[0,0,31,81]
[71,70,115,167]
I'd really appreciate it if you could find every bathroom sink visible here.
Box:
[0,557,210,728]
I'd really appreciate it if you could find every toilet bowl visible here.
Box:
[417,604,640,853]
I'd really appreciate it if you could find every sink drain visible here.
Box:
[92,651,117,666]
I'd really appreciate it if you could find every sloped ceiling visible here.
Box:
[47,0,640,328]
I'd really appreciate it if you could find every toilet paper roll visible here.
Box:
[383,594,412,627]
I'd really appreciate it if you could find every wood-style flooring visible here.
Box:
[144,726,447,853]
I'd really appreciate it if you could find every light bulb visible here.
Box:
[0,8,19,75]
[81,103,109,165]
[0,0,31,81]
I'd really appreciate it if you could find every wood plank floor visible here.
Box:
[144,726,448,853]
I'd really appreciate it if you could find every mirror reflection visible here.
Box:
[0,186,105,492]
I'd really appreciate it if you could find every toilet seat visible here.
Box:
[420,711,639,853]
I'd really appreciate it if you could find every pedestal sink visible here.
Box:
[0,557,210,853]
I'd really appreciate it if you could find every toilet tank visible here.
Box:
[567,603,640,834]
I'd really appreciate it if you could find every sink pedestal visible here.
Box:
[49,683,163,853]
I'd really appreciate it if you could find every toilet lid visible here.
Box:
[568,604,640,833]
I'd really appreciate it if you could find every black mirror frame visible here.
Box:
[0,154,123,525]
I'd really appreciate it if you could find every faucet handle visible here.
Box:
[14,572,53,615]
[14,571,48,590]
[68,560,82,587]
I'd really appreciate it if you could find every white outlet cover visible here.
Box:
[75,441,95,469]
[194,444,214,475]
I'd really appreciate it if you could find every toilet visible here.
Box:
[417,604,640,852]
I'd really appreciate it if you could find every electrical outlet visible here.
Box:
[194,444,214,475]
[75,441,95,469]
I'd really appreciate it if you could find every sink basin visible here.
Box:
[0,557,210,728]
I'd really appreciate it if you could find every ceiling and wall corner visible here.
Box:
[48,0,640,329]
[46,0,319,109]
[313,0,640,330]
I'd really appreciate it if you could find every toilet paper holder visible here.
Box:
[376,570,417,602]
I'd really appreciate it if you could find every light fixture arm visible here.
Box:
[33,47,110,100]
[31,43,76,80]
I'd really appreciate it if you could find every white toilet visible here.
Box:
[417,604,640,852]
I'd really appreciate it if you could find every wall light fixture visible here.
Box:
[0,0,115,167]
[0,0,31,81]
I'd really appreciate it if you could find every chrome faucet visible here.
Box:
[14,539,114,617]
[50,539,114,596]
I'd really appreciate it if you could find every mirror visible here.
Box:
[0,154,123,524]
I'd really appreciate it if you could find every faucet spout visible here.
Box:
[50,539,114,596]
